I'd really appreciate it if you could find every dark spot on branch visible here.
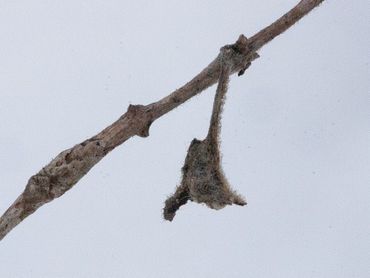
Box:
[171,95,181,103]
[65,151,73,164]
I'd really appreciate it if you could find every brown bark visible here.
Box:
[0,0,325,241]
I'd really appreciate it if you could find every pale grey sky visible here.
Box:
[0,1,369,277]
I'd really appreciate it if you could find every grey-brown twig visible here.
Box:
[0,0,325,241]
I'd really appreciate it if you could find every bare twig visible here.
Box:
[0,0,325,241]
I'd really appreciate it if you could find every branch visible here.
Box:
[0,0,325,241]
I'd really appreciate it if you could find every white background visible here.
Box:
[0,1,369,277]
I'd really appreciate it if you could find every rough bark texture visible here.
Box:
[0,0,325,241]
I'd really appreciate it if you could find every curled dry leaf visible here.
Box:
[164,48,250,221]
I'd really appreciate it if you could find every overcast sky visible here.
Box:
[0,1,369,277]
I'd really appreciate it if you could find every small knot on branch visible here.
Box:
[127,104,153,137]
[220,34,260,76]
[234,34,249,54]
